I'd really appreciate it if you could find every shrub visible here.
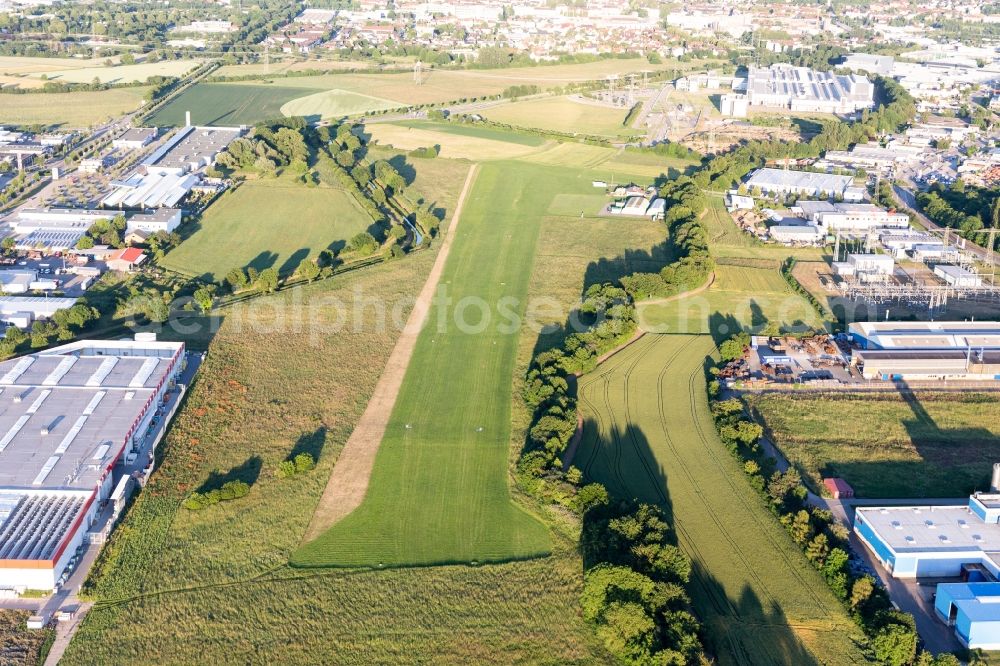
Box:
[182,480,250,510]
[276,453,316,479]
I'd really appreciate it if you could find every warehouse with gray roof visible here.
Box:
[0,338,184,590]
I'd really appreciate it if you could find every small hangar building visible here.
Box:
[0,338,184,590]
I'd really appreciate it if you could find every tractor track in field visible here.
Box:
[580,334,851,664]
[681,363,833,615]
[302,163,480,542]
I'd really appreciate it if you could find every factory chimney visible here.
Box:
[991,463,1000,493]
[185,110,192,127]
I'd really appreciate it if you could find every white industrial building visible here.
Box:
[720,93,749,118]
[6,208,105,251]
[111,128,157,151]
[744,64,875,114]
[879,231,942,258]
[935,265,983,287]
[0,271,38,295]
[796,201,910,231]
[911,244,961,262]
[725,191,754,211]
[823,143,925,172]
[769,224,822,244]
[849,321,1000,351]
[0,337,184,590]
[833,253,895,281]
[745,168,855,199]
[125,208,181,234]
[839,53,896,76]
[4,207,181,251]
[102,125,241,210]
[0,297,77,327]
[856,493,1000,579]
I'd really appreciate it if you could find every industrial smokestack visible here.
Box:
[185,110,191,127]
[991,463,1000,493]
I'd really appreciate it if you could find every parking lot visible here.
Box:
[7,255,107,298]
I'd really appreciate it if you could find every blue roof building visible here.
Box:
[934,582,1000,650]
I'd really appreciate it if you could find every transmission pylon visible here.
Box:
[413,60,423,85]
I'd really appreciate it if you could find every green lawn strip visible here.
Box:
[279,89,401,119]
[574,334,869,665]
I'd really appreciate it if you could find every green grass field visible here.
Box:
[747,392,1000,498]
[0,87,150,128]
[574,334,869,665]
[160,177,372,281]
[637,263,824,335]
[60,248,607,665]
[149,58,704,128]
[147,82,315,126]
[483,96,635,138]
[279,88,402,119]
[293,161,565,567]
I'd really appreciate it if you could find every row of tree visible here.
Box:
[620,177,714,300]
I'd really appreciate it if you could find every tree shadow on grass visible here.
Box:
[386,154,416,186]
[582,240,676,293]
[247,250,278,273]
[196,455,263,493]
[278,247,310,276]
[287,426,327,463]
[576,420,822,665]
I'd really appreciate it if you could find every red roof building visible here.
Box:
[823,477,855,499]
[106,247,147,272]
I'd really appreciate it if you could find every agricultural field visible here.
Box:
[160,175,372,281]
[0,55,113,74]
[293,161,562,567]
[483,95,635,138]
[746,392,1000,498]
[368,123,697,180]
[366,122,548,161]
[383,120,546,146]
[0,87,150,128]
[149,58,692,127]
[702,194,755,250]
[26,59,201,84]
[574,334,869,665]
[147,82,315,126]
[638,262,825,335]
[0,610,53,665]
[279,88,401,119]
[214,59,380,77]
